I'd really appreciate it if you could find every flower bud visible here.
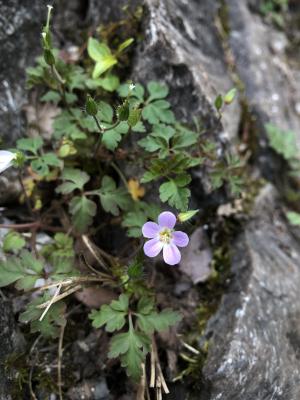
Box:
[177,209,199,222]
[117,102,130,121]
[86,95,98,116]
[44,49,55,66]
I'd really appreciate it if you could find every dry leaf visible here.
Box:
[179,227,212,284]
[127,179,145,201]
[75,287,117,309]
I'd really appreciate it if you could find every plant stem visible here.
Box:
[111,161,128,187]
[58,322,66,400]
[18,170,34,217]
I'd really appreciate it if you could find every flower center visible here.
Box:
[159,228,173,244]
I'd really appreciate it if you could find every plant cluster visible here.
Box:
[0,5,243,394]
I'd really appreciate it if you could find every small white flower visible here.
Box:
[0,150,17,174]
[129,83,136,91]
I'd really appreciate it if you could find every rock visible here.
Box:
[0,299,25,400]
[179,227,213,284]
[0,0,46,144]
[133,0,240,142]
[67,378,110,400]
[226,0,300,154]
[197,185,300,399]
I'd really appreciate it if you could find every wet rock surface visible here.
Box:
[198,186,300,400]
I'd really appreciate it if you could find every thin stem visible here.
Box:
[18,170,34,217]
[0,221,40,230]
[58,322,66,400]
[37,285,81,310]
[111,161,128,187]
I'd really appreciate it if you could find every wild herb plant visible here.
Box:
[0,5,243,393]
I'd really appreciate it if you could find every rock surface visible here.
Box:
[0,0,46,144]
[198,185,300,400]
[0,299,25,400]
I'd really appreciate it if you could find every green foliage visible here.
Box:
[0,6,247,386]
[41,233,75,261]
[108,321,150,381]
[56,168,90,194]
[90,294,180,381]
[286,211,300,226]
[90,294,129,332]
[20,296,66,338]
[2,231,26,253]
[93,176,131,216]
[266,123,298,161]
[69,196,97,233]
[0,250,44,290]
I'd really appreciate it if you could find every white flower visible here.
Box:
[0,151,17,174]
[129,83,136,91]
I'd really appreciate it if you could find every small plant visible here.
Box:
[259,0,289,27]
[0,5,244,397]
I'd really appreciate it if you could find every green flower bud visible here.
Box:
[117,102,130,121]
[43,49,55,66]
[86,95,98,116]
[177,209,199,222]
[224,88,237,105]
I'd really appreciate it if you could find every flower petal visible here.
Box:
[142,222,160,238]
[172,231,189,247]
[144,238,163,258]
[158,211,176,229]
[163,244,181,265]
[0,151,15,174]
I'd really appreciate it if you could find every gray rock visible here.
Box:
[133,0,240,142]
[0,0,47,144]
[0,299,25,400]
[198,185,300,400]
[226,0,300,148]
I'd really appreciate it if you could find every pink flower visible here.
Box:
[142,211,189,265]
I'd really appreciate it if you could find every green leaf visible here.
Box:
[0,250,44,290]
[31,153,62,176]
[3,231,26,253]
[93,57,118,79]
[17,137,43,155]
[56,168,90,194]
[118,38,134,53]
[159,176,191,210]
[214,94,223,111]
[142,100,175,125]
[87,38,112,61]
[122,211,147,237]
[137,309,181,334]
[102,121,129,150]
[86,75,120,92]
[40,90,61,103]
[172,125,198,150]
[108,324,151,381]
[287,211,300,226]
[265,123,298,161]
[69,196,97,233]
[20,296,66,338]
[98,101,114,123]
[89,294,129,332]
[41,233,74,262]
[147,81,169,102]
[95,175,131,216]
[128,108,142,127]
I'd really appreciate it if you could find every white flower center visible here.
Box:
[159,228,173,244]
